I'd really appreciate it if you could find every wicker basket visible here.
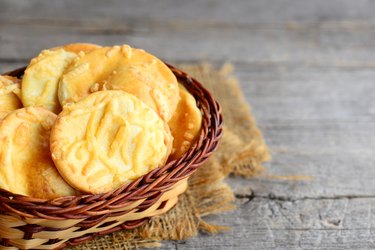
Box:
[0,64,223,249]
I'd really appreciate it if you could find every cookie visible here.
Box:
[0,107,77,199]
[21,49,77,113]
[0,75,22,119]
[58,45,179,122]
[168,83,202,160]
[50,90,172,194]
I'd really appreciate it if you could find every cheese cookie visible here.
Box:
[58,45,179,122]
[0,75,22,119]
[50,90,172,194]
[21,49,77,113]
[168,84,202,160]
[21,43,101,114]
[0,107,77,199]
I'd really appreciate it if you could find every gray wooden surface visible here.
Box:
[1,0,375,249]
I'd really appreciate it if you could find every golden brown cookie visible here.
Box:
[58,45,179,122]
[0,107,77,199]
[0,75,22,119]
[168,84,202,160]
[50,90,172,194]
[21,49,77,113]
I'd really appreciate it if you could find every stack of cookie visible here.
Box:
[0,44,202,199]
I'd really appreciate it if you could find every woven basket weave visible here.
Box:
[0,64,223,249]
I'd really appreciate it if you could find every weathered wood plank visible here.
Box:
[159,197,375,249]
[232,64,375,199]
[2,21,375,65]
[237,65,375,122]
[2,11,375,64]
[2,0,375,24]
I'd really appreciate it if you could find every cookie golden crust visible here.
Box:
[51,43,101,54]
[0,107,77,199]
[50,90,172,194]
[21,49,77,113]
[168,84,202,160]
[58,45,179,122]
[0,75,23,119]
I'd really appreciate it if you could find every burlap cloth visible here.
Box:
[71,63,270,249]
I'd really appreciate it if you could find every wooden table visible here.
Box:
[1,1,375,249]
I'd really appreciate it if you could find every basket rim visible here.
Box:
[0,63,223,219]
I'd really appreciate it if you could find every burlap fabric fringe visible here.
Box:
[71,63,270,249]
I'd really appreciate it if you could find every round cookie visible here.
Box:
[58,45,179,122]
[0,75,22,119]
[21,49,77,113]
[168,84,202,160]
[50,90,172,194]
[0,107,77,199]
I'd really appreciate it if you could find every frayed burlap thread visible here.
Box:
[71,63,269,249]
[179,63,271,177]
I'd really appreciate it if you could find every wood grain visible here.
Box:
[1,0,374,249]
